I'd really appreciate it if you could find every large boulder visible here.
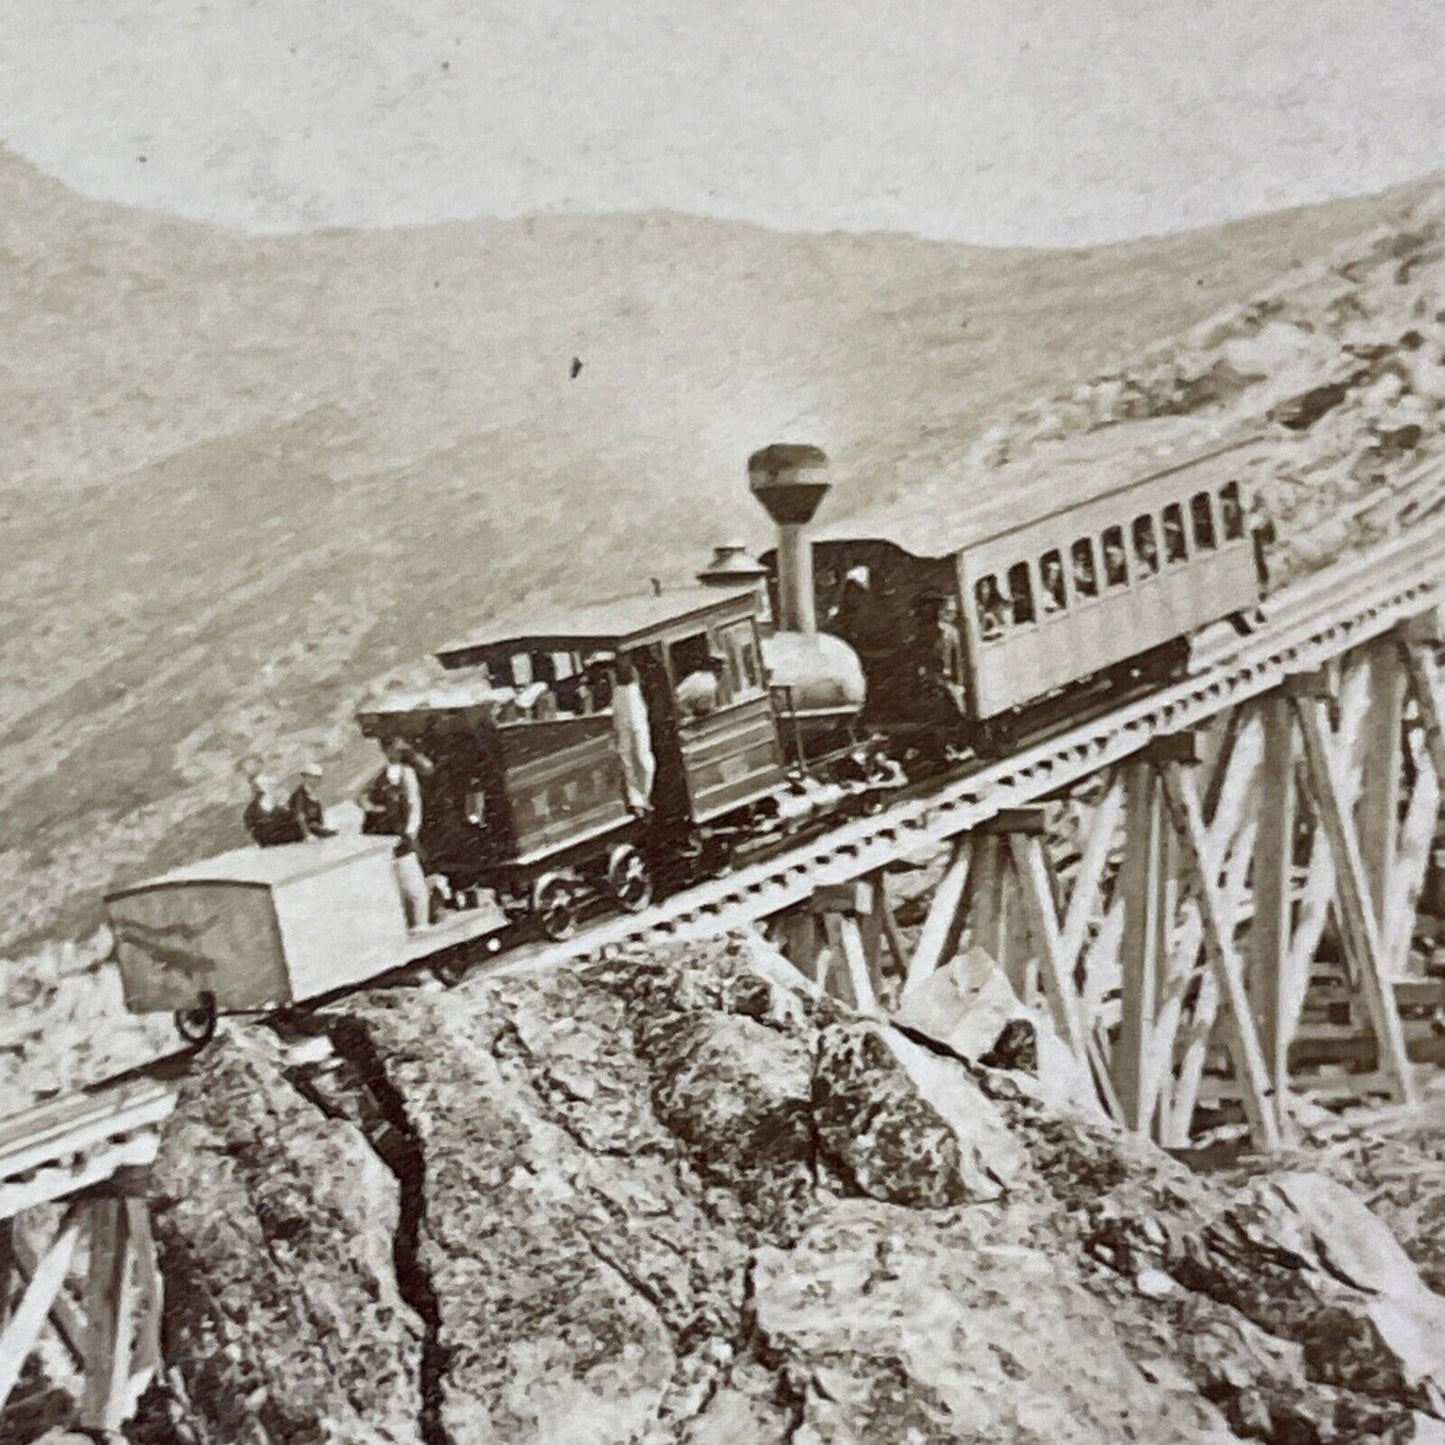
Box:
[743,1199,1231,1444]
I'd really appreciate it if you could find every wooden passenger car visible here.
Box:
[360,585,790,932]
[810,428,1270,733]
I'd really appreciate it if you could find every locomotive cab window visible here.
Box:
[1101,525,1128,589]
[1220,482,1245,540]
[1191,491,1217,550]
[1071,537,1099,598]
[717,619,764,698]
[1039,549,1066,613]
[1132,515,1160,577]
[1162,503,1188,563]
[1007,561,1035,625]
[974,574,1011,641]
[670,632,731,718]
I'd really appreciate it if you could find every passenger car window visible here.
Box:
[1132,515,1160,577]
[1220,482,1244,540]
[1101,526,1128,589]
[1071,538,1099,598]
[1191,492,1217,550]
[975,574,1010,641]
[1162,503,1188,563]
[1039,550,1066,613]
[1007,562,1035,625]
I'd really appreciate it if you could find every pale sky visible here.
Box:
[1,0,1440,245]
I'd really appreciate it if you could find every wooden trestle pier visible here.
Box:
[0,1077,174,1436]
[766,580,1445,1151]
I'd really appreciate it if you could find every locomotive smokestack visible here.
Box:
[748,443,830,634]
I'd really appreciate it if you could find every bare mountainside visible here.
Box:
[0,148,1438,953]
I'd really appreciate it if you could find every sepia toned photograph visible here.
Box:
[5,3,1445,1441]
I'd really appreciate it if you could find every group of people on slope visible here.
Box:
[243,738,432,928]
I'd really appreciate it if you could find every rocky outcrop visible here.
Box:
[121,938,1445,1444]
[133,1028,423,1445]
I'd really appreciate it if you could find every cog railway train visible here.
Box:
[105,428,1271,1037]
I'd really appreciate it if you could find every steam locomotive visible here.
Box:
[105,430,1269,1036]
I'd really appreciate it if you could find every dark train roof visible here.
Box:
[435,584,757,667]
[813,421,1271,558]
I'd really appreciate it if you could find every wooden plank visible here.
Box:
[1007,833,1087,1064]
[81,1197,139,1433]
[1252,695,1298,1111]
[964,834,1006,969]
[829,915,881,1018]
[1059,772,1124,985]
[1385,741,1438,976]
[1358,641,1406,934]
[878,889,910,979]
[1162,822,1256,1145]
[0,1207,81,1410]
[125,1199,163,1400]
[1160,763,1282,1149]
[1401,637,1445,783]
[10,1220,85,1368]
[774,912,821,981]
[904,838,972,996]
[1294,697,1417,1106]
[1113,761,1165,1132]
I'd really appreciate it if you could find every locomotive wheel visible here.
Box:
[606,844,654,913]
[531,874,579,941]
[174,990,218,1046]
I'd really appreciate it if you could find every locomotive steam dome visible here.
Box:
[761,629,866,711]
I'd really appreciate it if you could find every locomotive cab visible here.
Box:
[358,585,794,936]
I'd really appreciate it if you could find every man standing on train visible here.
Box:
[361,739,430,927]
[911,593,967,714]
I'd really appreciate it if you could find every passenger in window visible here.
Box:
[1133,518,1160,576]
[1220,484,1245,540]
[976,576,1011,639]
[1040,554,1066,613]
[676,652,726,719]
[1102,530,1128,588]
[1191,493,1217,550]
[1007,564,1035,625]
[1162,506,1187,563]
[1072,542,1098,598]
[607,654,656,813]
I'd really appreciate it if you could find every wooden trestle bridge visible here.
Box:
[4,505,1445,1430]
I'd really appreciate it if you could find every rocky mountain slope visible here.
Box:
[89,938,1445,1445]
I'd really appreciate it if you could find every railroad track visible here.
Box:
[4,513,1445,1203]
